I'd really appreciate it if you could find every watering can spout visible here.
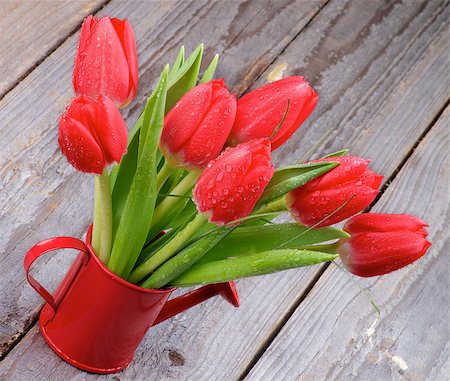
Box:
[152,281,239,326]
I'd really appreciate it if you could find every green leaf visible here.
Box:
[169,46,185,80]
[138,89,159,160]
[135,227,180,268]
[155,167,185,206]
[256,161,340,207]
[166,43,204,112]
[110,128,164,240]
[108,66,169,278]
[141,226,233,289]
[111,44,205,193]
[196,223,348,265]
[199,53,219,83]
[166,199,198,229]
[145,194,192,243]
[322,149,349,158]
[110,130,140,239]
[109,112,143,194]
[170,249,338,287]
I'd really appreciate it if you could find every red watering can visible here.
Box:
[24,226,239,374]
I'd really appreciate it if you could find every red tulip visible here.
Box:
[58,95,128,174]
[286,156,383,227]
[160,79,237,169]
[193,138,274,225]
[73,16,138,108]
[338,213,431,277]
[228,76,318,150]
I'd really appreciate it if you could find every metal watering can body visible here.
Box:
[24,226,239,374]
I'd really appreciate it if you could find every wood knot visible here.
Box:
[168,349,185,366]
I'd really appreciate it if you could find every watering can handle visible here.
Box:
[153,281,240,326]
[24,237,89,312]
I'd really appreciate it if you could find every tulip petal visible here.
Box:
[287,185,379,228]
[194,144,252,223]
[183,89,236,167]
[73,16,129,106]
[344,213,428,235]
[161,82,212,155]
[65,94,96,126]
[230,76,318,150]
[307,156,371,189]
[340,231,431,277]
[58,115,105,174]
[74,16,95,64]
[94,95,128,164]
[194,138,274,225]
[287,156,382,227]
[272,85,318,150]
[111,18,138,106]
[161,79,236,169]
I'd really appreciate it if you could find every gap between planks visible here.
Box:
[237,97,450,381]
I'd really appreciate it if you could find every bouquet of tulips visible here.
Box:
[58,15,431,291]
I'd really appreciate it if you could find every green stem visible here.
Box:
[98,168,113,264]
[141,226,232,289]
[92,176,102,255]
[128,213,207,284]
[156,160,173,191]
[150,170,200,228]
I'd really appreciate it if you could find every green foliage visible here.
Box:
[170,249,338,287]
[108,67,169,278]
[322,149,349,158]
[141,226,233,289]
[166,44,204,112]
[256,161,340,208]
[200,54,219,83]
[196,223,348,265]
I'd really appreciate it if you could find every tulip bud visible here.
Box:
[58,95,128,174]
[286,156,383,227]
[193,138,274,225]
[160,79,237,170]
[228,76,318,150]
[73,15,138,108]
[338,213,431,277]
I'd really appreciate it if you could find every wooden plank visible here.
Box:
[0,0,326,358]
[0,0,107,99]
[0,0,448,380]
[245,106,450,381]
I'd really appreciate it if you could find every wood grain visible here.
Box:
[246,106,450,381]
[0,0,448,380]
[0,0,107,99]
[0,0,326,359]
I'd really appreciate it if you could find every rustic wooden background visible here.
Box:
[0,1,448,380]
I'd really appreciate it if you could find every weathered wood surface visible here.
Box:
[246,106,450,381]
[0,0,107,99]
[0,0,326,359]
[0,0,448,380]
